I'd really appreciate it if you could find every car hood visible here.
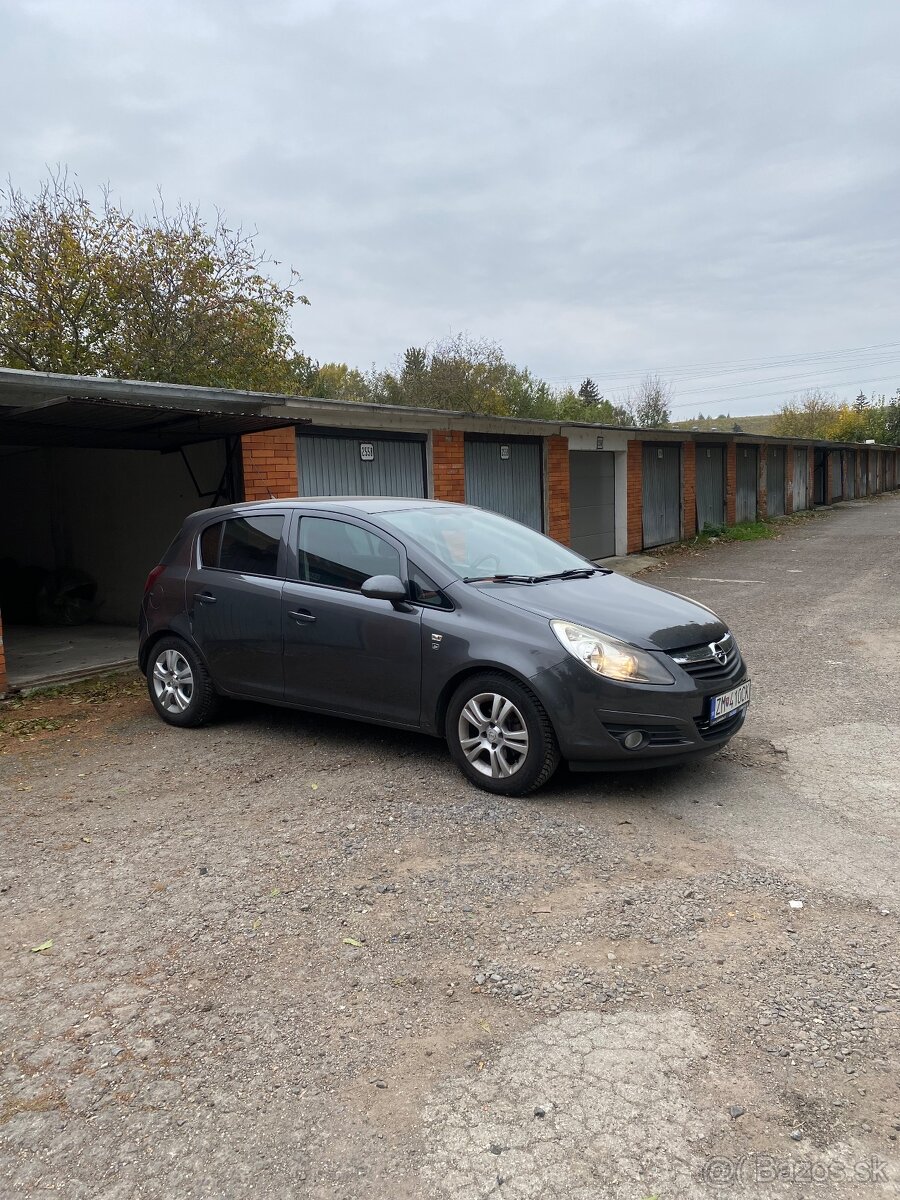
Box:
[476,571,728,652]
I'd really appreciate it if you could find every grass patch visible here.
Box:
[694,520,777,544]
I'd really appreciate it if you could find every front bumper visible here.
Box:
[530,653,750,769]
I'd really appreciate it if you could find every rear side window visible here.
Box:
[200,515,284,577]
[298,516,401,591]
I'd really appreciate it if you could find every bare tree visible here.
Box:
[626,373,672,427]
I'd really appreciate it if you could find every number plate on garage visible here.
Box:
[710,680,751,723]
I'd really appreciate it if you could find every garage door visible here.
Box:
[641,444,681,548]
[793,448,809,510]
[695,444,725,531]
[844,450,855,500]
[768,446,786,516]
[829,451,843,501]
[569,450,615,559]
[297,433,425,498]
[736,446,758,522]
[464,438,543,530]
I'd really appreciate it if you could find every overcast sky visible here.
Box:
[3,0,900,415]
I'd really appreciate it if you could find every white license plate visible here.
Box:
[710,680,751,723]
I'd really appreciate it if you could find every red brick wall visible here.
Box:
[627,441,643,553]
[546,435,570,544]
[725,443,737,525]
[241,428,299,500]
[431,430,465,503]
[0,609,6,696]
[757,445,768,519]
[784,446,795,515]
[682,441,697,538]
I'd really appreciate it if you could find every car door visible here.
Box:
[282,512,422,726]
[185,511,287,699]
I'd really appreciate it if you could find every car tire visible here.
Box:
[146,637,220,728]
[446,672,560,796]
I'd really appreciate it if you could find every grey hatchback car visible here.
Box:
[139,498,750,795]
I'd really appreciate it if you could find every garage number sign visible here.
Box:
[500,445,510,460]
[360,442,375,461]
[596,436,604,450]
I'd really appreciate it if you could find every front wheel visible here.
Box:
[445,672,560,795]
[146,637,220,728]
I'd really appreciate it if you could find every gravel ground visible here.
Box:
[1,494,898,1199]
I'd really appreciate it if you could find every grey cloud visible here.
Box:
[2,0,900,411]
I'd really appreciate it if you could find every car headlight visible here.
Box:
[550,620,675,685]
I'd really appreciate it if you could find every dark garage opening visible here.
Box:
[0,441,235,688]
[0,377,294,691]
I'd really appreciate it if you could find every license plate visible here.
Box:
[710,680,751,723]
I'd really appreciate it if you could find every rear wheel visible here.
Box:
[147,637,219,727]
[446,672,560,795]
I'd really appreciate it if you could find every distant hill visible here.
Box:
[671,413,779,435]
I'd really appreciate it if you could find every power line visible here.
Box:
[669,373,900,411]
[544,338,900,388]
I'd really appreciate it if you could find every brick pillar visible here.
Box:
[725,443,737,526]
[546,435,571,544]
[757,445,768,519]
[682,441,697,538]
[626,441,643,553]
[0,608,6,697]
[784,446,795,515]
[241,427,299,500]
[431,430,465,503]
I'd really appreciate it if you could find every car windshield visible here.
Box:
[381,507,593,581]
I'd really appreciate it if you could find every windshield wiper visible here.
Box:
[529,567,605,582]
[462,574,536,584]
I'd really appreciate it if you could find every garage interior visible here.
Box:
[0,377,294,690]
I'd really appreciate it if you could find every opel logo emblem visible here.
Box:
[710,640,728,665]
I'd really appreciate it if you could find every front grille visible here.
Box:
[668,632,743,684]
[604,722,691,748]
[695,707,746,741]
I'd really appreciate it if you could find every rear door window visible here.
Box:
[298,517,401,591]
[201,515,285,577]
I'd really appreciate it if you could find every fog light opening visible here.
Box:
[622,729,646,751]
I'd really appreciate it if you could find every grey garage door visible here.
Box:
[569,450,616,559]
[465,438,543,530]
[641,443,681,548]
[695,444,725,531]
[736,445,758,522]
[297,433,425,498]
[829,451,843,501]
[768,446,786,516]
[845,450,856,499]
[793,448,809,510]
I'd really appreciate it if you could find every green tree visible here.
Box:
[0,171,308,391]
[578,377,601,405]
[773,389,839,438]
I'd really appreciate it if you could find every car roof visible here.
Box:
[186,496,463,523]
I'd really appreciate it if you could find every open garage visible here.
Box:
[0,371,299,690]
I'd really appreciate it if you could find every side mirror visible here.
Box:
[361,574,408,603]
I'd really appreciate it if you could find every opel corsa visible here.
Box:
[139,498,751,795]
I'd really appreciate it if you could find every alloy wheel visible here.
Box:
[152,648,194,714]
[457,691,529,779]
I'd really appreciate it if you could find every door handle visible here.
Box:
[196,591,217,605]
[288,608,317,624]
